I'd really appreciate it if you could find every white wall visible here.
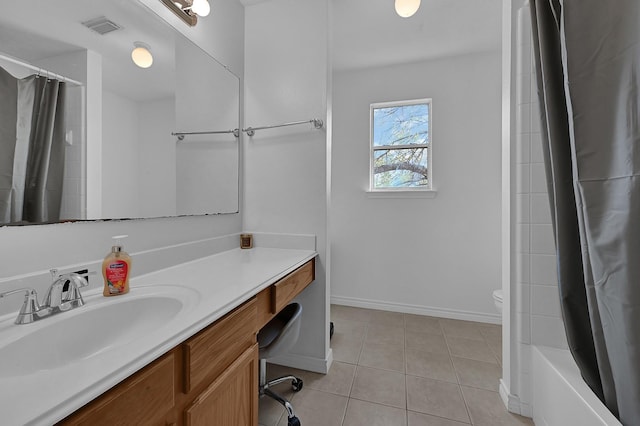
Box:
[331,51,502,323]
[0,1,244,293]
[102,91,140,218]
[175,36,240,215]
[102,91,178,218]
[138,98,176,218]
[243,0,331,372]
[102,92,177,219]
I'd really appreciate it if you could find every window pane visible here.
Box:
[373,148,428,188]
[373,103,429,147]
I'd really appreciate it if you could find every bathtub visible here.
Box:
[532,346,622,426]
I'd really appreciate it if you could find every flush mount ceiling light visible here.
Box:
[160,0,210,27]
[395,0,421,18]
[191,0,211,17]
[131,42,153,68]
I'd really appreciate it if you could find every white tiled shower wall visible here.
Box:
[513,3,568,412]
[60,85,85,220]
[515,2,567,351]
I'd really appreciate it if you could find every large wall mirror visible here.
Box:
[0,0,240,226]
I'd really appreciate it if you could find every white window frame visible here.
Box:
[369,98,433,194]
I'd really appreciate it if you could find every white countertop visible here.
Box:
[0,247,316,426]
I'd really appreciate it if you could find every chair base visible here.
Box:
[260,359,303,426]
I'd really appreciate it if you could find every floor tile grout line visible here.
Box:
[481,331,503,366]
[346,359,358,404]
[347,395,409,411]
[404,313,409,426]
[402,314,408,376]
[442,323,464,387]
[459,384,477,426]
[355,322,367,366]
[403,313,409,415]
[339,394,349,426]
[444,331,501,365]
[443,331,474,426]
[406,408,473,425]
[450,353,500,365]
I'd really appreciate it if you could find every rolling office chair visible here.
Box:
[258,303,304,426]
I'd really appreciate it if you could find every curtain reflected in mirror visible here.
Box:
[0,66,66,224]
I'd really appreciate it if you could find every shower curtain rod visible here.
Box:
[172,128,240,140]
[0,53,83,86]
[242,118,324,136]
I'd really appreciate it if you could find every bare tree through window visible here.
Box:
[371,99,431,190]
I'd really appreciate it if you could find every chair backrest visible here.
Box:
[258,303,303,360]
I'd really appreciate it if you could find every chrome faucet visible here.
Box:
[43,272,88,311]
[0,270,89,325]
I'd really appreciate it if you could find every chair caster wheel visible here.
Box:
[288,416,301,426]
[292,378,303,392]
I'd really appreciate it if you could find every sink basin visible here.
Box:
[0,285,198,377]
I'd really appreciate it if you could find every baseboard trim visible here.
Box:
[331,295,501,325]
[499,379,533,417]
[269,348,333,374]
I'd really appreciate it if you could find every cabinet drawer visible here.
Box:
[272,260,315,313]
[60,352,175,426]
[183,298,257,393]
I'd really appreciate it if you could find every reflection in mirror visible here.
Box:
[0,0,240,226]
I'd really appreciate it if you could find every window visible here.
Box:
[370,99,432,191]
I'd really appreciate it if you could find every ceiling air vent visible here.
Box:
[81,17,121,35]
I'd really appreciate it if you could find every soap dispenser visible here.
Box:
[102,235,132,296]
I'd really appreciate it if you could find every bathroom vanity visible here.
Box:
[0,247,316,426]
[61,258,314,425]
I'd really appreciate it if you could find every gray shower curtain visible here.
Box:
[530,0,640,424]
[0,66,66,224]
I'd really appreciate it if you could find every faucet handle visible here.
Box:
[0,288,36,299]
[49,270,93,286]
[74,271,95,285]
[63,273,89,303]
[46,273,89,309]
[0,288,42,325]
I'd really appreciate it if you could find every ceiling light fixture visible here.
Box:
[395,0,421,18]
[191,0,211,17]
[131,42,153,68]
[160,0,211,26]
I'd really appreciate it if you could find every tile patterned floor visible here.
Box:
[258,305,533,426]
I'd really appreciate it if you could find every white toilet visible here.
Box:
[492,289,503,314]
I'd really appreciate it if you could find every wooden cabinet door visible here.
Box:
[184,343,258,426]
[59,352,175,426]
